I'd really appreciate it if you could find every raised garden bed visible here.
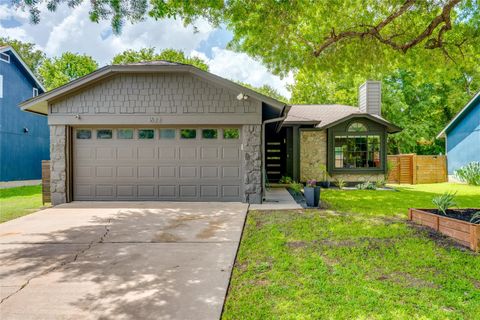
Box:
[408,208,480,252]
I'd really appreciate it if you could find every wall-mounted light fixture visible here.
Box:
[23,127,29,133]
[74,114,81,119]
[236,93,249,101]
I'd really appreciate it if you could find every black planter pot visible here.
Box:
[304,186,321,207]
[320,181,330,188]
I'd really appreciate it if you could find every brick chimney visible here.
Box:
[358,81,381,116]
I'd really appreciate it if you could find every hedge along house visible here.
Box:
[437,89,480,179]
[269,81,402,184]
[20,61,288,205]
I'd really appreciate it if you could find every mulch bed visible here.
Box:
[420,208,479,224]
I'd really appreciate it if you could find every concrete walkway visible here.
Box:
[0,202,248,320]
[250,188,302,210]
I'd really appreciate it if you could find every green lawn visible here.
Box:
[0,185,45,223]
[223,183,480,320]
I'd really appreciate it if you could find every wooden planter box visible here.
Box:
[409,208,480,252]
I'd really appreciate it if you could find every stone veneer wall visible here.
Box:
[50,125,67,205]
[242,125,262,204]
[300,130,384,183]
[300,130,327,181]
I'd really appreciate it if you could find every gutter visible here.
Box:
[261,105,291,202]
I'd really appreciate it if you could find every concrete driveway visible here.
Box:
[0,202,248,320]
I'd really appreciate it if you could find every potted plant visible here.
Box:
[319,165,330,188]
[304,179,320,207]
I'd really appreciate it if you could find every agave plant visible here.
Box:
[454,161,480,186]
[471,211,480,224]
[432,192,457,215]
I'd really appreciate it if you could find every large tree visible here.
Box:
[38,52,98,90]
[0,37,45,74]
[112,48,209,71]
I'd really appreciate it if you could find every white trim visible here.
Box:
[0,46,45,92]
[0,75,3,98]
[33,87,39,97]
[437,89,480,138]
[0,52,10,63]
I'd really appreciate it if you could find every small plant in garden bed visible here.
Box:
[288,182,303,195]
[454,161,480,186]
[279,176,293,184]
[471,211,480,224]
[334,177,346,189]
[432,192,457,215]
[356,181,377,190]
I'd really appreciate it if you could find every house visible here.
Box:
[437,90,480,179]
[0,46,48,183]
[20,62,400,205]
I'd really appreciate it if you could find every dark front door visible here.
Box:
[265,125,291,183]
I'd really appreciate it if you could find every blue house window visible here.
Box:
[0,53,10,63]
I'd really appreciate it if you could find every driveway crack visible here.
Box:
[0,219,112,305]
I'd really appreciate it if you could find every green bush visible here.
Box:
[454,161,480,186]
[335,178,346,189]
[289,182,303,195]
[279,176,293,184]
[432,192,457,215]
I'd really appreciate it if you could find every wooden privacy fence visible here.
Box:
[387,154,447,184]
[42,160,51,204]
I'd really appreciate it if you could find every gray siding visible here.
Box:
[358,81,381,116]
[49,73,261,125]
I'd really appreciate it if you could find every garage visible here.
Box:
[73,127,243,201]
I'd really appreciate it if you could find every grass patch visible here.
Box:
[0,185,44,223]
[223,183,480,319]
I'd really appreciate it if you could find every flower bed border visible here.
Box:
[408,208,479,252]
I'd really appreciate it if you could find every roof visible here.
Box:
[0,46,45,92]
[437,89,480,138]
[20,61,287,115]
[284,104,401,133]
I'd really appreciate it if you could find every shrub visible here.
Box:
[356,181,377,190]
[432,192,457,215]
[335,178,346,189]
[454,162,480,186]
[289,182,303,195]
[471,212,480,224]
[279,176,293,184]
[375,179,386,188]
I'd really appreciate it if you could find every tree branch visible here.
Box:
[313,0,461,56]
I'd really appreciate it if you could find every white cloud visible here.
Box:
[0,2,291,97]
[193,48,293,98]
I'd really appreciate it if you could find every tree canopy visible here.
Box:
[38,52,98,90]
[0,37,45,74]
[112,48,209,71]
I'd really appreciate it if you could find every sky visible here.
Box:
[0,0,293,97]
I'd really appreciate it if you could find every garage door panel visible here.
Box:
[201,166,218,178]
[200,185,218,197]
[117,166,136,178]
[96,147,115,160]
[159,185,177,198]
[179,166,197,178]
[159,147,176,160]
[138,185,157,198]
[179,147,197,160]
[180,185,197,198]
[73,128,242,201]
[138,147,156,160]
[159,166,177,178]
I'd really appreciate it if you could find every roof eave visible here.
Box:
[316,113,402,133]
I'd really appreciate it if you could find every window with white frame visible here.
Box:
[0,53,10,63]
[33,87,39,97]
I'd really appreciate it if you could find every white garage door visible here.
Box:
[73,127,243,201]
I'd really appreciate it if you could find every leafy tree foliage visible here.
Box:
[236,81,286,103]
[112,48,209,71]
[0,37,45,74]
[38,52,98,90]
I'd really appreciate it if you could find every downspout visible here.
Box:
[261,105,291,202]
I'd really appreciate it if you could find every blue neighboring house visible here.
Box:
[0,46,49,182]
[437,90,480,178]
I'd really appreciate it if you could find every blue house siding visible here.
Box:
[0,51,49,181]
[445,98,480,174]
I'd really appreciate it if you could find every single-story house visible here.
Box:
[20,62,400,205]
[0,46,49,182]
[437,90,480,179]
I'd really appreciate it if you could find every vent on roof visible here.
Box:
[0,52,10,63]
[358,81,381,116]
